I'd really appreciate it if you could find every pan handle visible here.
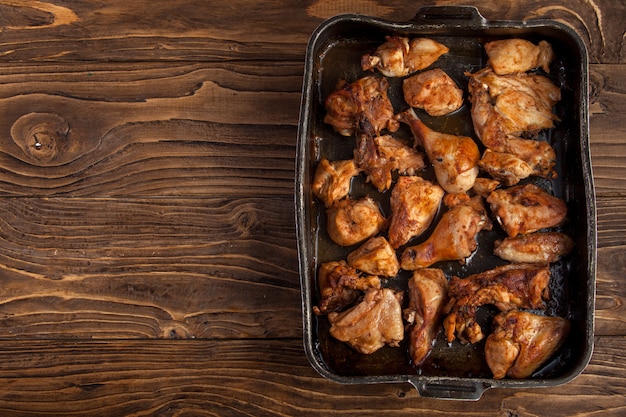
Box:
[411,5,487,27]
[409,378,492,401]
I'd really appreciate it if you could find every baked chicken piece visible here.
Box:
[354,133,425,192]
[485,310,570,379]
[397,108,480,194]
[472,177,500,198]
[313,260,381,315]
[401,196,492,270]
[494,231,574,264]
[478,148,533,186]
[485,39,555,75]
[404,268,448,365]
[361,36,449,77]
[328,288,404,354]
[312,158,360,207]
[388,175,444,249]
[347,236,400,277]
[326,197,387,247]
[487,184,568,237]
[402,68,464,116]
[324,75,399,137]
[443,263,551,344]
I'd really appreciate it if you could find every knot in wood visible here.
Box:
[10,112,70,164]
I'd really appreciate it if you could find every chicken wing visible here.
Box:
[487,184,568,237]
[326,197,387,247]
[324,76,399,137]
[312,158,361,207]
[404,268,448,365]
[485,39,554,75]
[443,263,551,344]
[354,133,425,192]
[402,68,464,116]
[478,148,533,186]
[361,36,449,77]
[328,288,404,354]
[401,196,492,270]
[494,231,574,264]
[397,108,480,194]
[313,260,381,315]
[388,175,444,249]
[347,236,400,277]
[485,310,570,379]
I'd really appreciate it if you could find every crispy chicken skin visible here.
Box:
[354,133,425,192]
[388,175,444,249]
[361,36,449,77]
[326,197,387,247]
[313,260,381,315]
[494,231,574,264]
[478,148,533,186]
[443,263,551,344]
[398,108,480,194]
[328,288,404,354]
[312,158,360,207]
[487,184,568,237]
[324,76,400,137]
[485,310,570,379]
[485,39,555,75]
[402,68,464,116]
[404,268,448,365]
[347,236,400,277]
[401,196,492,270]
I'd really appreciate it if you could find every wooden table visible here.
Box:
[0,1,623,415]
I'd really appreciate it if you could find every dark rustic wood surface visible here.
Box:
[0,0,623,415]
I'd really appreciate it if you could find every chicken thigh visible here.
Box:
[398,108,480,194]
[485,310,570,379]
[347,236,400,277]
[326,197,387,247]
[484,39,554,75]
[402,68,464,116]
[312,158,360,207]
[361,36,449,77]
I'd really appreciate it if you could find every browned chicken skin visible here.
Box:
[354,133,425,192]
[326,197,387,247]
[487,184,568,237]
[313,260,381,315]
[494,231,574,264]
[347,236,400,277]
[328,288,404,354]
[478,148,533,186]
[401,196,492,270]
[402,68,464,116]
[398,108,480,194]
[312,158,361,207]
[443,263,551,344]
[404,268,448,365]
[485,310,570,379]
[361,36,449,77]
[485,39,555,75]
[324,76,400,137]
[388,175,444,249]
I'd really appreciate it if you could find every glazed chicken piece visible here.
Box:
[388,175,444,249]
[313,260,381,315]
[472,177,500,198]
[402,68,464,116]
[312,158,361,207]
[443,263,551,344]
[361,36,449,77]
[485,39,555,75]
[478,148,533,186]
[328,288,404,354]
[354,133,425,192]
[487,184,568,237]
[494,231,575,264]
[397,108,480,194]
[485,310,570,379]
[404,268,449,365]
[324,75,400,137]
[401,196,492,270]
[347,236,400,277]
[326,197,387,247]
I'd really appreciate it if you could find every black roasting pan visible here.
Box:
[295,6,596,400]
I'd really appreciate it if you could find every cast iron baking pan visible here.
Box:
[295,6,595,400]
